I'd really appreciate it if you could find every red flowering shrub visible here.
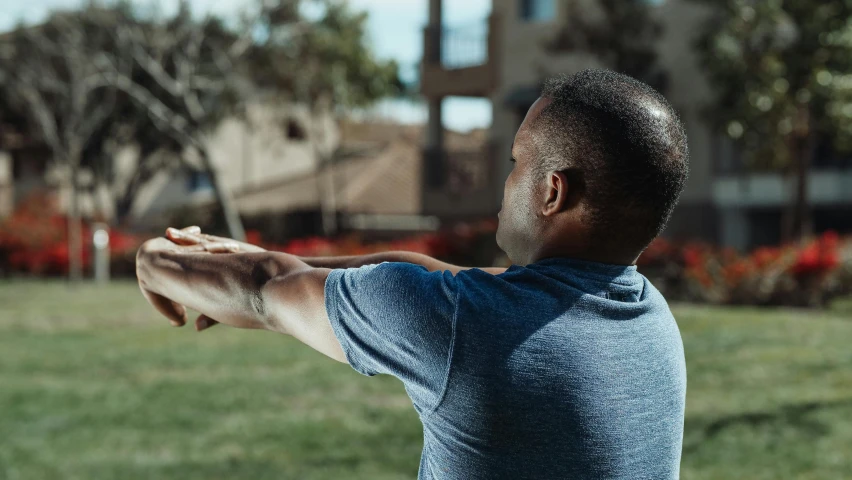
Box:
[638,231,852,307]
[5,196,848,307]
[0,202,498,279]
[791,231,841,276]
[0,192,145,277]
[252,219,498,263]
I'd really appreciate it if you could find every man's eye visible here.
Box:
[509,157,516,163]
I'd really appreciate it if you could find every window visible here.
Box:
[187,170,212,192]
[286,119,307,140]
[519,0,556,22]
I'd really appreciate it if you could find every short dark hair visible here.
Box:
[534,69,689,255]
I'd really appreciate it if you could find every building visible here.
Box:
[231,119,487,239]
[127,102,337,225]
[0,97,487,240]
[420,0,852,250]
[0,101,338,228]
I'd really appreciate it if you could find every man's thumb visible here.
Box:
[195,314,220,331]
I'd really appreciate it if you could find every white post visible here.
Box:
[0,151,12,219]
[92,223,110,283]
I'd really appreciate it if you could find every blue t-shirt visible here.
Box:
[324,257,686,479]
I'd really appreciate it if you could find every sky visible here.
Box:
[0,0,493,132]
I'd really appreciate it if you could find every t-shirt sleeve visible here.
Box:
[324,262,458,412]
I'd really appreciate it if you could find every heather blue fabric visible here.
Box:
[324,258,686,479]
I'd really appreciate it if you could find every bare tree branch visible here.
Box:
[177,16,206,88]
[121,24,186,99]
[15,81,64,155]
[101,70,193,146]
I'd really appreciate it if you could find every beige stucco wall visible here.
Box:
[1,101,329,223]
[204,103,325,192]
[132,102,334,219]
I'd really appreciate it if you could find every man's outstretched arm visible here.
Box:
[299,251,507,275]
[165,227,507,275]
[136,238,347,363]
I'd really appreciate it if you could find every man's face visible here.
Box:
[496,97,553,265]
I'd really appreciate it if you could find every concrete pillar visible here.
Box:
[424,0,442,64]
[427,97,444,149]
[422,0,446,198]
[429,0,442,28]
[424,97,445,189]
[425,0,443,152]
[720,208,750,252]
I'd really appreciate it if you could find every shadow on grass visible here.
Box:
[683,397,852,454]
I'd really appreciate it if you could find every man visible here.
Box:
[137,69,689,479]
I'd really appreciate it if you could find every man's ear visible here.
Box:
[542,169,583,216]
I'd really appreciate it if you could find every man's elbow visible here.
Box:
[256,266,329,338]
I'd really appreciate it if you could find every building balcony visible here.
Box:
[421,14,501,99]
[713,169,852,208]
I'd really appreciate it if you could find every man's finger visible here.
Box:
[201,233,227,242]
[193,233,233,244]
[176,244,210,253]
[203,242,240,253]
[195,314,220,331]
[166,227,204,245]
[139,287,187,327]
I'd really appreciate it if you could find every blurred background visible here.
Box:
[1,0,851,478]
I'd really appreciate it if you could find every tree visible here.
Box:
[693,0,852,241]
[105,0,402,237]
[0,10,125,280]
[102,2,255,240]
[546,0,668,91]
[0,4,183,231]
[2,0,402,252]
[247,0,403,236]
[84,101,186,223]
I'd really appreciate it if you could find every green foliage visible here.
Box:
[547,0,667,92]
[248,0,403,108]
[693,0,852,169]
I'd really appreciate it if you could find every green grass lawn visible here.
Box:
[1,280,850,479]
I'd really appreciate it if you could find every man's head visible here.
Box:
[495,69,689,265]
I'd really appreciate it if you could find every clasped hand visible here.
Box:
[136,226,254,331]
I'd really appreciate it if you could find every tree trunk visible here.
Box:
[782,140,812,243]
[115,167,145,224]
[791,135,812,241]
[782,108,814,243]
[320,151,338,237]
[67,162,83,282]
[198,147,246,242]
[312,107,339,237]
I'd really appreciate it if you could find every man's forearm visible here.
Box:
[137,245,308,332]
[165,228,504,275]
[299,251,447,271]
[171,234,450,271]
[301,251,508,275]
